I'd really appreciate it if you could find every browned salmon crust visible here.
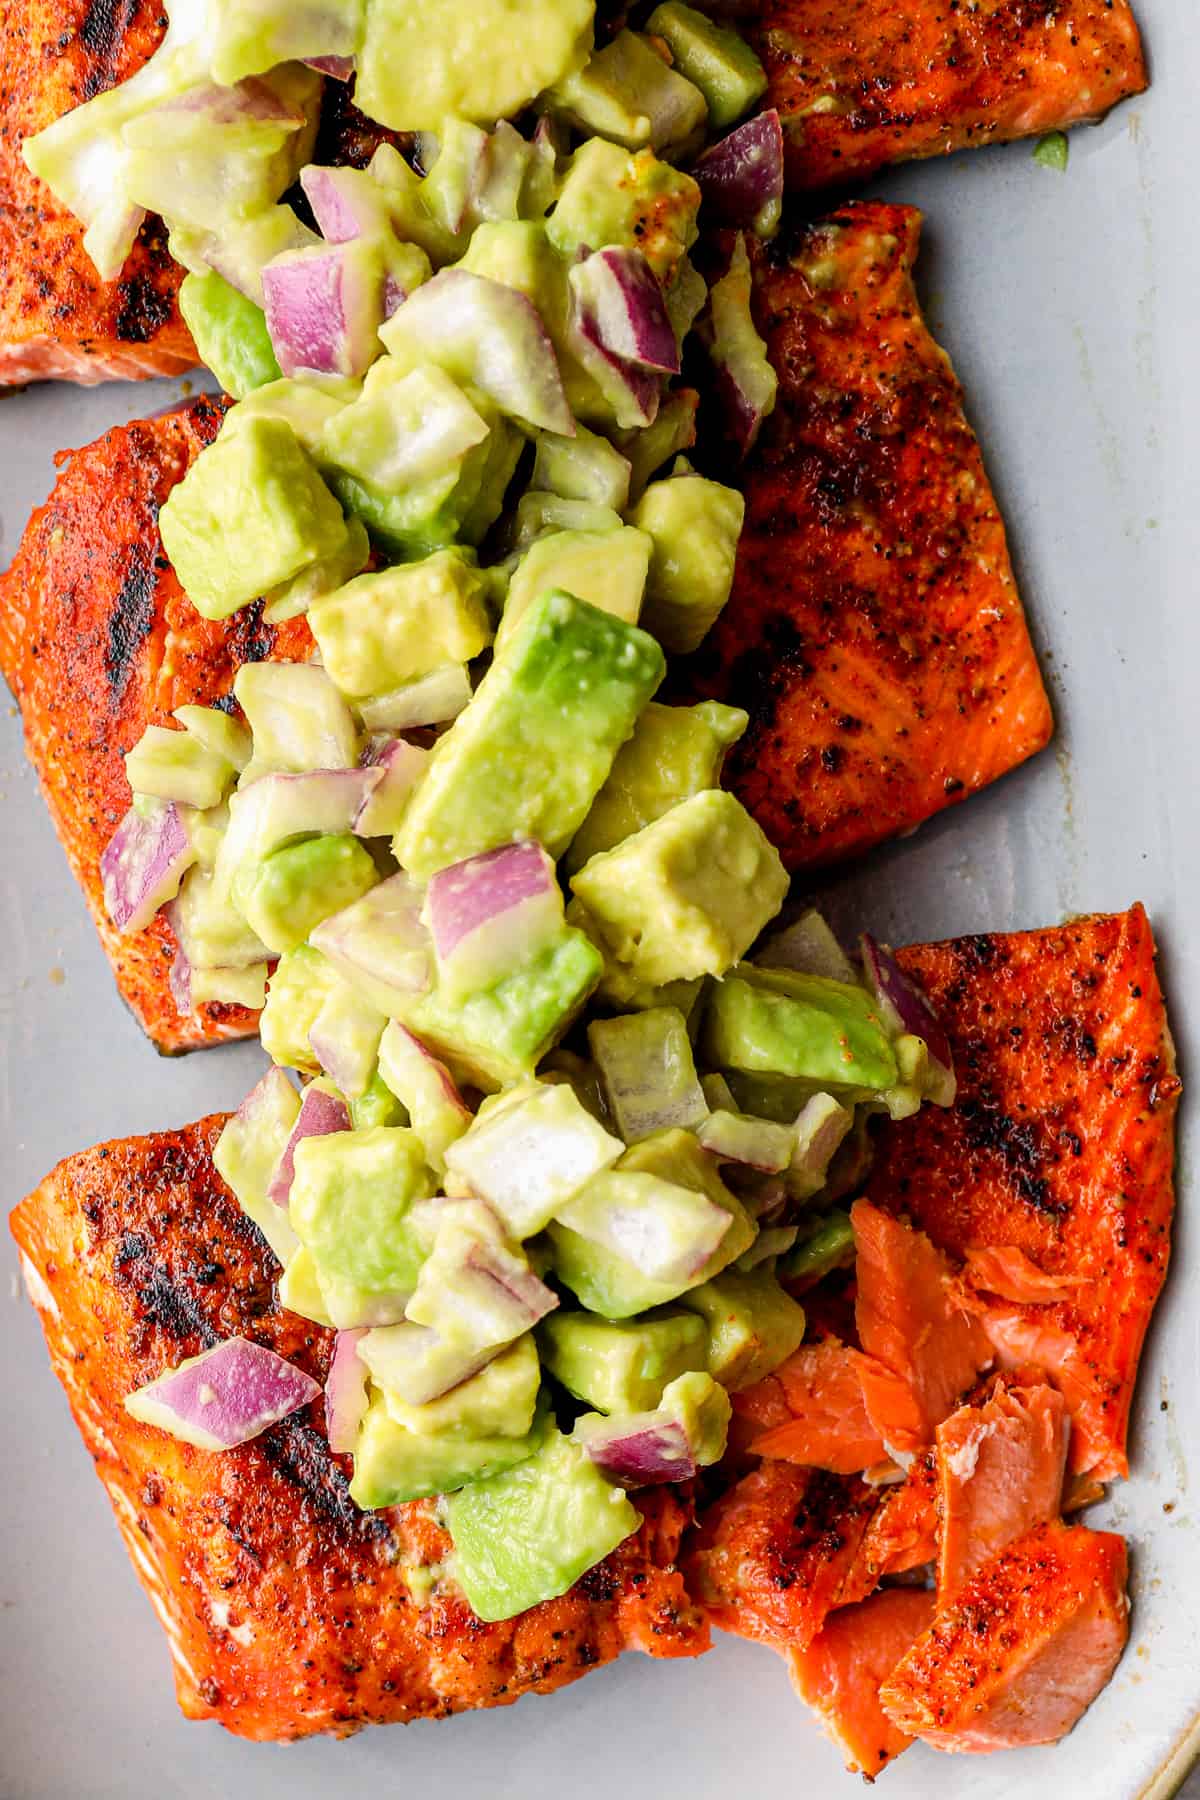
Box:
[681,202,1053,871]
[752,0,1148,191]
[0,396,314,1052]
[9,1114,709,1740]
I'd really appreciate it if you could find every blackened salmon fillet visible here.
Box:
[9,1113,709,1741]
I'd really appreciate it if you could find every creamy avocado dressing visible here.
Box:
[81,0,959,1624]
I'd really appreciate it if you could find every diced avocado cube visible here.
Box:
[159,416,350,621]
[445,1427,640,1622]
[570,898,705,1016]
[206,0,365,86]
[124,724,236,812]
[549,1129,757,1318]
[327,412,523,557]
[532,424,632,511]
[571,789,788,986]
[497,527,651,652]
[547,30,707,155]
[189,964,268,1008]
[646,2,767,128]
[319,361,487,495]
[350,1070,409,1131]
[350,1390,543,1509]
[588,1007,707,1143]
[233,834,379,956]
[630,474,745,653]
[549,139,700,287]
[397,928,603,1092]
[661,1369,732,1465]
[277,1245,333,1327]
[173,705,252,774]
[513,493,625,545]
[260,946,345,1073]
[676,1267,806,1391]
[702,967,900,1097]
[225,374,362,458]
[380,1335,541,1440]
[539,1310,708,1413]
[356,0,593,131]
[212,1067,300,1266]
[780,1209,856,1290]
[566,699,747,874]
[178,270,282,400]
[309,552,492,698]
[289,1126,435,1299]
[395,590,665,879]
[171,866,268,973]
[263,516,372,624]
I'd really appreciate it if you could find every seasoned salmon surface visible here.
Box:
[787,1588,935,1777]
[752,0,1147,191]
[879,1519,1129,1752]
[9,1116,709,1741]
[874,904,1179,1480]
[733,1338,886,1474]
[682,204,1052,870]
[0,397,312,1052]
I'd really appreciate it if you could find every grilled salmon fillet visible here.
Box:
[9,1114,709,1741]
[682,203,1052,870]
[0,397,313,1052]
[786,1587,935,1778]
[873,903,1179,1481]
[752,0,1148,191]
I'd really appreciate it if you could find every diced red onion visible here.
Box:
[304,53,355,79]
[697,1110,794,1173]
[790,1092,854,1194]
[299,163,391,245]
[309,871,432,1014]
[267,1083,351,1209]
[358,1321,493,1407]
[557,1173,731,1284]
[702,233,777,457]
[425,841,562,996]
[443,1085,622,1240]
[588,1010,708,1144]
[756,909,859,984]
[354,737,429,836]
[357,664,472,733]
[381,269,573,435]
[378,1022,472,1165]
[407,1209,559,1350]
[124,1337,320,1451]
[324,1329,369,1453]
[693,110,785,236]
[148,76,305,131]
[575,1414,697,1486]
[860,933,955,1084]
[569,248,680,375]
[262,240,384,379]
[568,297,662,431]
[101,803,196,935]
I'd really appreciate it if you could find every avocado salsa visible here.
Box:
[42,1,958,1624]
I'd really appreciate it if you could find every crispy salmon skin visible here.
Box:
[682,203,1052,870]
[0,396,312,1052]
[752,0,1148,191]
[9,1116,709,1740]
[0,0,195,384]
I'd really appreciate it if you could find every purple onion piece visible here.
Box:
[324,1329,369,1453]
[575,1416,697,1487]
[556,1175,732,1284]
[299,164,388,245]
[309,871,432,1015]
[124,1338,321,1451]
[266,1084,351,1210]
[304,53,355,79]
[571,247,680,375]
[101,803,196,935]
[261,240,384,379]
[860,933,955,1074]
[150,76,305,130]
[693,110,785,235]
[426,841,561,991]
[354,738,428,837]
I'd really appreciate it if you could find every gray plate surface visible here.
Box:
[1,15,1197,1795]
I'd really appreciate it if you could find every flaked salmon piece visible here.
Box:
[680,203,1052,871]
[857,1449,938,1581]
[684,1462,880,1650]
[879,1520,1129,1752]
[0,397,313,1052]
[936,1380,1068,1605]
[851,1198,992,1456]
[751,0,1147,192]
[787,1588,936,1780]
[961,1244,1089,1305]
[734,1339,887,1474]
[9,1116,709,1740]
[866,906,1179,1481]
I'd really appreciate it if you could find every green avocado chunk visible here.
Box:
[309,551,492,698]
[547,29,707,155]
[159,415,350,621]
[289,1126,435,1293]
[395,589,665,879]
[445,1427,640,1623]
[630,474,745,654]
[259,945,340,1073]
[781,1209,856,1290]
[396,928,603,1092]
[571,788,788,986]
[179,270,281,400]
[349,1390,543,1509]
[350,1070,409,1131]
[225,375,362,458]
[496,526,651,651]
[212,1068,300,1266]
[676,1267,807,1390]
[380,1335,541,1439]
[549,1128,757,1317]
[548,139,700,287]
[645,2,767,128]
[539,1309,708,1413]
[233,834,379,955]
[702,967,899,1097]
[565,699,747,874]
